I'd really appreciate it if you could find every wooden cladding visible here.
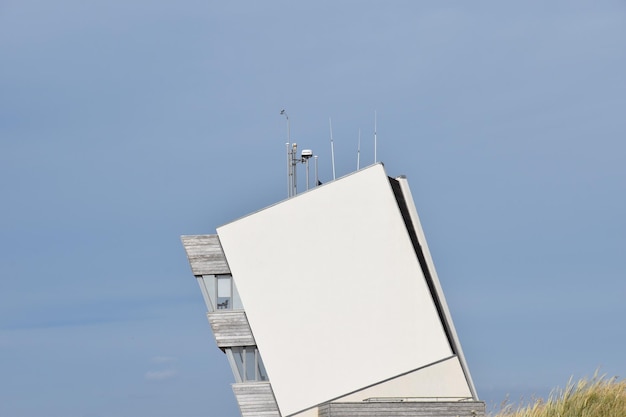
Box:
[207,310,255,348]
[181,234,230,275]
[318,401,486,417]
[232,382,280,417]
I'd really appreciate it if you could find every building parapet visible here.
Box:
[318,401,485,417]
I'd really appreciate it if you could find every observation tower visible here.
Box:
[182,162,485,417]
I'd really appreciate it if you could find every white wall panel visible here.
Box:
[217,164,455,416]
[336,356,472,402]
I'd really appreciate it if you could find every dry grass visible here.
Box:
[495,375,626,417]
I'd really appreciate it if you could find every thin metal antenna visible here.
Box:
[281,110,291,197]
[357,128,361,171]
[292,143,298,196]
[305,156,310,190]
[285,142,290,197]
[329,117,336,180]
[374,110,377,163]
[314,155,319,187]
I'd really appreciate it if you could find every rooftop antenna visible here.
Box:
[291,143,298,196]
[281,109,292,197]
[374,110,378,163]
[302,149,313,190]
[357,128,361,171]
[329,118,336,180]
[280,110,319,197]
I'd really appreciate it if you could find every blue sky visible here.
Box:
[1,1,625,416]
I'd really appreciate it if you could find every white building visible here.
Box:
[182,163,485,417]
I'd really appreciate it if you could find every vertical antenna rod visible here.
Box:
[314,155,319,187]
[329,117,336,180]
[306,158,310,190]
[292,143,298,196]
[374,110,377,163]
[285,142,291,197]
[281,109,291,197]
[301,149,314,191]
[357,128,361,171]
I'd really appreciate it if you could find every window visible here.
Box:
[232,346,244,379]
[199,274,243,312]
[228,347,268,382]
[216,275,232,309]
[245,348,256,381]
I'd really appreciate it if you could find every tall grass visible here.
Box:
[495,375,626,417]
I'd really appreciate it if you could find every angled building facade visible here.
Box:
[182,163,485,417]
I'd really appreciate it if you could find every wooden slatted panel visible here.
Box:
[318,401,485,417]
[232,382,281,417]
[181,234,230,275]
[208,311,255,347]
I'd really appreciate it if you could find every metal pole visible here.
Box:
[357,128,361,171]
[286,142,291,197]
[287,116,291,196]
[314,155,319,187]
[305,158,310,190]
[281,110,291,197]
[374,110,377,163]
[292,143,298,196]
[329,118,336,180]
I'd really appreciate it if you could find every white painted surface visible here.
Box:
[217,164,454,416]
[291,407,319,417]
[336,356,472,402]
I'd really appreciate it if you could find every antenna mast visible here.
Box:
[281,110,319,197]
[329,118,336,180]
[357,128,361,170]
[374,110,377,163]
[281,110,292,197]
[291,143,298,196]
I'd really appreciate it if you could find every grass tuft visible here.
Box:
[495,374,626,417]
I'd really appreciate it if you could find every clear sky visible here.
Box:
[1,1,625,416]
